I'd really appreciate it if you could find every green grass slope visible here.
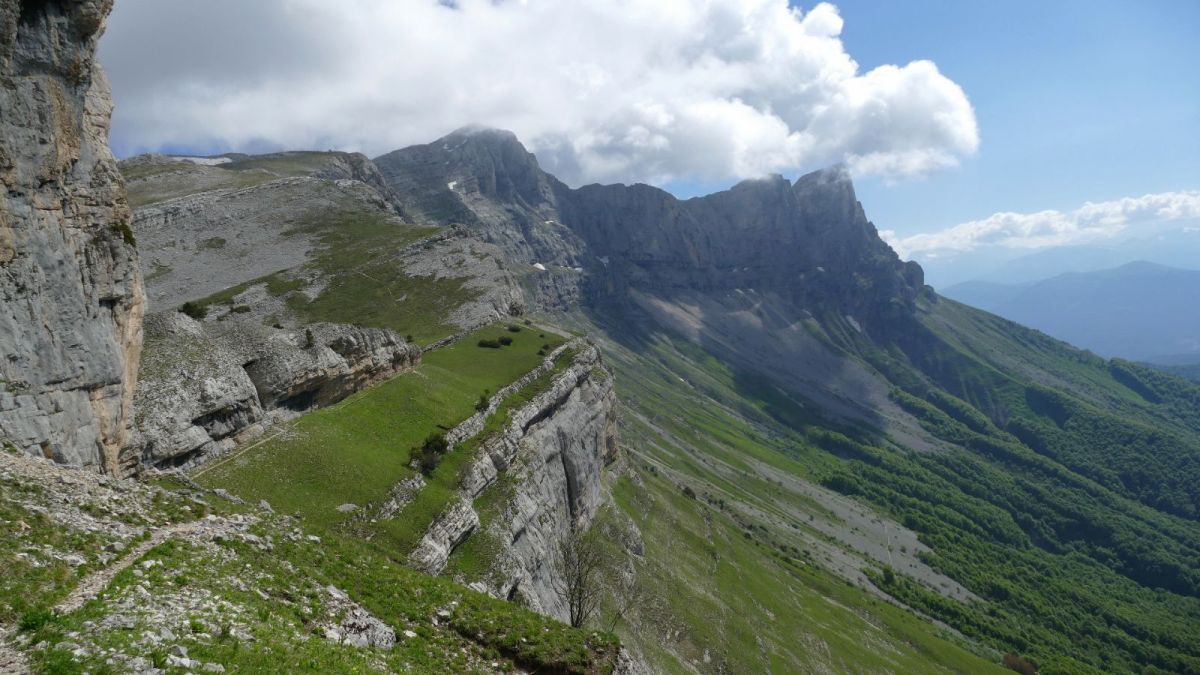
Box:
[564,296,1200,674]
[552,315,1006,674]
[0,449,620,674]
[196,324,565,549]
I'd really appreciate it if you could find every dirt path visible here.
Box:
[55,518,237,614]
[0,627,31,674]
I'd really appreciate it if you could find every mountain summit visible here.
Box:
[376,128,924,330]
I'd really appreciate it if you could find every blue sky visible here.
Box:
[826,0,1200,238]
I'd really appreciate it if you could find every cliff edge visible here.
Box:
[0,0,144,473]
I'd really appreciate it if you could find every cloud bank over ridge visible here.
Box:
[883,191,1200,260]
[101,0,978,187]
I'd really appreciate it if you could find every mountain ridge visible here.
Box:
[944,260,1200,361]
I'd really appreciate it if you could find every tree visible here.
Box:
[549,528,608,628]
[413,433,449,476]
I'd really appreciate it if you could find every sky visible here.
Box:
[98,1,1200,286]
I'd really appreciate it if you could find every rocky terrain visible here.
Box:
[4,1,1200,672]
[120,150,531,472]
[410,341,619,618]
[0,446,628,674]
[135,315,421,472]
[0,0,144,473]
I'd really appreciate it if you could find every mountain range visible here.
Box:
[3,6,1200,673]
[944,261,1200,362]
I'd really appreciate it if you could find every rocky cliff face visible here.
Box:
[376,129,925,333]
[375,128,937,446]
[564,167,925,330]
[0,0,144,473]
[406,342,619,620]
[375,127,588,312]
[136,314,420,470]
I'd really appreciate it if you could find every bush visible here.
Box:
[405,334,414,343]
[230,305,252,314]
[304,328,315,348]
[414,433,450,476]
[179,301,208,320]
[475,390,490,412]
[478,338,502,349]
[682,485,697,500]
[498,336,514,346]
[1002,654,1038,675]
[507,324,522,332]
[112,221,137,246]
[18,607,56,633]
[541,343,551,351]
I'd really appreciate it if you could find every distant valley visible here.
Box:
[944,261,1200,364]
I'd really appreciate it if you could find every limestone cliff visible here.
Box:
[406,342,619,620]
[0,0,144,472]
[135,314,421,470]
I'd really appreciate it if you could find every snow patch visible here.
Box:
[447,181,458,190]
[532,263,547,271]
[845,315,862,333]
[171,156,231,166]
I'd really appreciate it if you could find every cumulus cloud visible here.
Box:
[99,0,978,186]
[883,191,1200,259]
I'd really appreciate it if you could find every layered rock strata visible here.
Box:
[0,0,145,472]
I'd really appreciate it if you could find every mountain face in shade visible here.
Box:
[944,261,1200,362]
[375,127,925,334]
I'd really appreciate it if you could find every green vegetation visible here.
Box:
[1149,361,1200,383]
[111,221,136,247]
[369,340,577,556]
[218,152,342,177]
[561,297,1200,674]
[179,269,303,319]
[15,485,621,674]
[196,325,564,539]
[278,207,462,343]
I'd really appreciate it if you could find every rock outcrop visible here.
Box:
[135,314,420,470]
[408,342,619,621]
[0,0,145,473]
[375,128,925,331]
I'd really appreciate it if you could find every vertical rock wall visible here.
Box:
[0,0,145,472]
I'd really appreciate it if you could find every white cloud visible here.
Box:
[884,191,1200,259]
[100,0,978,186]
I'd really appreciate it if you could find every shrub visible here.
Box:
[230,305,252,314]
[475,390,490,412]
[304,328,315,348]
[18,608,55,633]
[541,343,551,351]
[537,350,546,357]
[405,334,414,343]
[507,324,522,332]
[682,485,697,500]
[179,301,208,320]
[112,221,137,246]
[498,336,514,346]
[414,433,450,476]
[478,338,502,349]
[1002,654,1038,675]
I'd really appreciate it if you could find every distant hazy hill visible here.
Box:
[920,228,1200,288]
[944,261,1200,361]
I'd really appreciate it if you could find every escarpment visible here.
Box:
[407,342,619,620]
[135,314,420,470]
[0,0,145,473]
